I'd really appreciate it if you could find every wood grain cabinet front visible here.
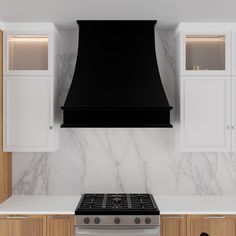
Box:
[0,215,46,236]
[188,215,236,236]
[46,215,74,236]
[161,215,187,236]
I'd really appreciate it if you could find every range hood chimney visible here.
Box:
[61,20,173,128]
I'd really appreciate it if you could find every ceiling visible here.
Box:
[1,0,236,30]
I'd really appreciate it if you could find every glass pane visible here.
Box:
[186,35,225,71]
[8,35,48,70]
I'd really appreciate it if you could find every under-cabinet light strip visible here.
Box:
[186,37,225,42]
[9,37,48,42]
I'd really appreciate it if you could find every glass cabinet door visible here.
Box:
[182,33,230,75]
[4,33,52,75]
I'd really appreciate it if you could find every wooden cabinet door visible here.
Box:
[183,77,231,152]
[0,217,14,236]
[188,216,226,236]
[161,215,186,236]
[0,215,45,236]
[47,215,74,236]
[14,215,45,236]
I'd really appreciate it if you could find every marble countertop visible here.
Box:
[155,195,236,215]
[0,196,80,215]
[0,195,236,215]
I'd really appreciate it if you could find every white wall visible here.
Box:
[12,30,236,195]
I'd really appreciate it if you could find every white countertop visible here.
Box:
[0,195,236,215]
[0,196,80,215]
[154,195,236,215]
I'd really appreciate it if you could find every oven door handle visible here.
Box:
[75,228,159,236]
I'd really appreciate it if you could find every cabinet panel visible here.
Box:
[190,219,223,236]
[188,215,236,236]
[161,215,186,236]
[47,215,74,236]
[182,77,230,151]
[4,76,53,152]
[0,215,45,236]
[232,77,236,152]
[0,153,12,203]
[14,216,45,236]
[0,218,14,236]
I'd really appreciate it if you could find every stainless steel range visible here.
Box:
[75,194,160,236]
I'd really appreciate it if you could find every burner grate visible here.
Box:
[106,194,129,209]
[79,194,104,209]
[77,193,157,211]
[130,194,156,209]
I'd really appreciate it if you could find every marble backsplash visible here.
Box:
[12,30,236,196]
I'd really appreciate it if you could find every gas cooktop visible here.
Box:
[75,194,159,215]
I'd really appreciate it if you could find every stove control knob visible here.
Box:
[84,217,90,224]
[135,217,141,224]
[145,217,151,224]
[94,217,100,224]
[114,217,120,224]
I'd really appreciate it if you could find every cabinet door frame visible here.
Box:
[3,31,54,76]
[180,31,231,76]
[181,76,231,152]
[3,76,54,152]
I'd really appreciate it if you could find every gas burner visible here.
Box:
[75,193,160,231]
[76,193,159,215]
[79,194,104,209]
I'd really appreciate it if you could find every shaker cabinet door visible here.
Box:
[4,76,53,152]
[161,215,186,236]
[14,216,45,236]
[0,215,45,236]
[189,216,225,236]
[47,215,74,236]
[182,76,230,151]
[0,217,14,236]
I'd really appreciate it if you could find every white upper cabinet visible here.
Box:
[175,23,236,152]
[180,31,231,76]
[2,23,58,152]
[182,76,230,152]
[4,76,56,152]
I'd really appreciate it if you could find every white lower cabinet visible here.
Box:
[181,76,231,152]
[4,76,58,152]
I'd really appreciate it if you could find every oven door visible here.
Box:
[75,228,160,236]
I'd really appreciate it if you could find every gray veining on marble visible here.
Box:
[12,30,236,196]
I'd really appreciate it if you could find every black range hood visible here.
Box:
[61,20,173,128]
